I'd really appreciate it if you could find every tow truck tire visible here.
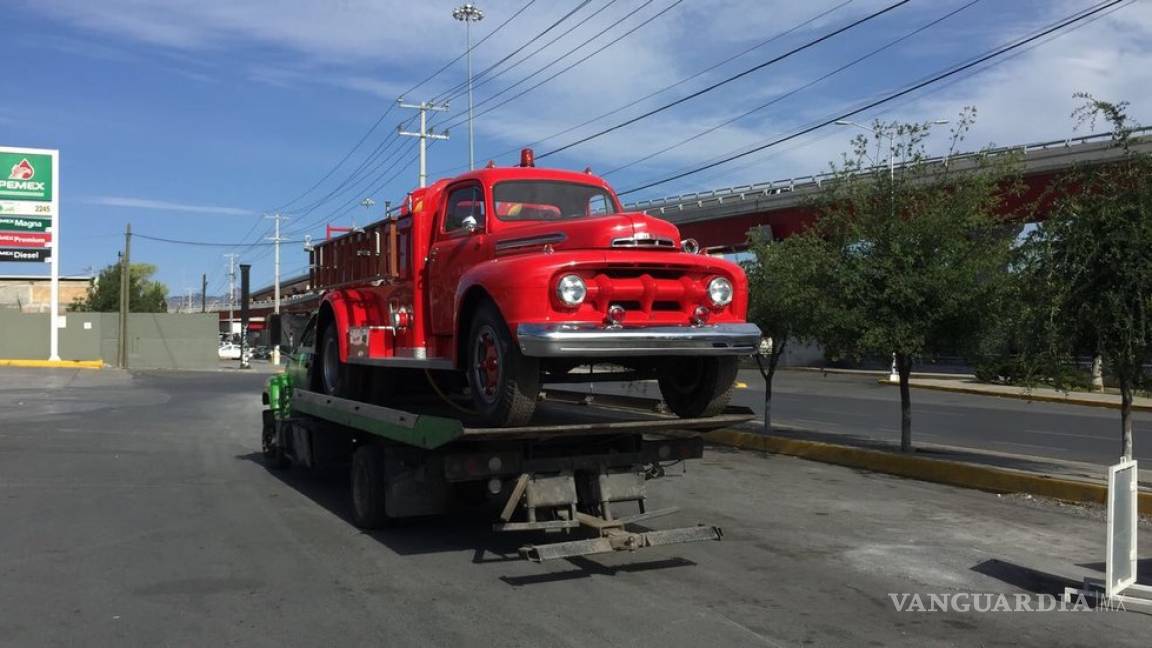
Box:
[466,301,539,427]
[351,444,391,529]
[658,356,739,419]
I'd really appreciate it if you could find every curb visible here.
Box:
[704,428,1152,515]
[784,366,975,380]
[0,359,103,369]
[882,378,1152,413]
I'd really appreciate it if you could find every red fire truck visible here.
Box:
[308,150,760,427]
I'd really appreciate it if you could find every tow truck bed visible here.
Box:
[263,382,752,561]
[289,387,754,448]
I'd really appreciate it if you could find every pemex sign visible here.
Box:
[0,145,62,360]
[0,148,56,261]
[0,152,53,202]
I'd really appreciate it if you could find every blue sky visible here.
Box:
[3,0,1150,298]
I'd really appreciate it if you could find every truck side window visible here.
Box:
[588,193,609,216]
[444,185,485,233]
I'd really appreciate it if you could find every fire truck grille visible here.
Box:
[589,266,704,322]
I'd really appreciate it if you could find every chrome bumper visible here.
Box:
[516,322,762,357]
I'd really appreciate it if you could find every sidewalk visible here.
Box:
[707,421,1152,514]
[884,376,1152,412]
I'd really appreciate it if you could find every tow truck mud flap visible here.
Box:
[519,525,724,562]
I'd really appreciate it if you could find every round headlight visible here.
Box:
[707,277,733,306]
[556,274,587,306]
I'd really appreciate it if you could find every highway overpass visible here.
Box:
[627,129,1152,251]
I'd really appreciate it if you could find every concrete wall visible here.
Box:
[0,278,92,313]
[0,312,217,369]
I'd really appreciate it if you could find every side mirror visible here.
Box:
[462,214,479,233]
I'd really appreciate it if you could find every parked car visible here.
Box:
[218,343,245,360]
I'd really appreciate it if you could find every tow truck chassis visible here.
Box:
[263,378,749,562]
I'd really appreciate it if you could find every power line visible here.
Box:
[434,0,683,134]
[538,0,913,159]
[603,0,982,176]
[423,0,857,177]
[432,1,593,103]
[412,0,541,99]
[436,0,619,104]
[617,0,1129,196]
[515,0,856,155]
[660,0,1135,192]
[266,0,539,215]
[135,233,305,247]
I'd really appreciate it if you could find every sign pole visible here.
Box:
[48,152,60,360]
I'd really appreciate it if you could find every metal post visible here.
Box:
[453,3,484,170]
[224,253,238,341]
[48,151,61,361]
[117,223,131,368]
[398,100,450,188]
[266,213,285,366]
[466,18,474,170]
[201,273,207,313]
[239,263,251,369]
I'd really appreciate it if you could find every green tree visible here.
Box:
[1016,94,1152,459]
[745,230,827,431]
[804,109,1021,451]
[70,262,168,313]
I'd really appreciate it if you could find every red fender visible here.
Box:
[321,288,387,363]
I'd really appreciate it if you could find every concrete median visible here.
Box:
[705,427,1152,515]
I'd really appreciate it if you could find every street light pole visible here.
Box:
[266,212,285,366]
[452,3,484,170]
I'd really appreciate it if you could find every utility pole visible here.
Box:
[239,263,251,370]
[224,253,239,341]
[200,273,207,313]
[266,212,286,366]
[117,223,132,368]
[398,99,450,188]
[452,3,484,170]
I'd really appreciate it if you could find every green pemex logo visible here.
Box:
[0,151,52,201]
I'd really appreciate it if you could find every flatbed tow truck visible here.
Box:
[262,370,752,562]
[258,152,759,561]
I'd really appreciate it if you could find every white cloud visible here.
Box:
[83,196,254,216]
[24,0,1152,201]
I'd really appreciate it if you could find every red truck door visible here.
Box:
[427,182,489,336]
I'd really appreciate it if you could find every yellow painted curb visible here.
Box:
[0,359,103,369]
[884,379,1152,413]
[705,428,1152,515]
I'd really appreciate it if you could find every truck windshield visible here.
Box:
[493,180,617,221]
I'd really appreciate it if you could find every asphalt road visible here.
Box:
[1,367,1149,646]
[591,369,1151,466]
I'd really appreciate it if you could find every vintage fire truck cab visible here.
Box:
[308,151,760,427]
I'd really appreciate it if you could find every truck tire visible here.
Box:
[317,324,366,400]
[466,301,539,427]
[351,444,391,529]
[261,410,290,469]
[657,357,739,419]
